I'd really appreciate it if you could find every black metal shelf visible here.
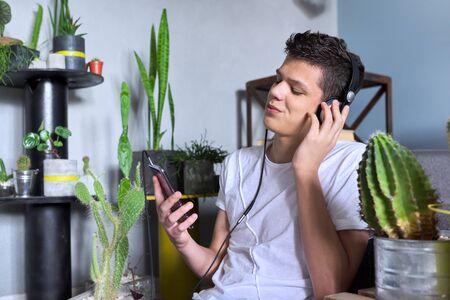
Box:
[1,69,104,89]
[0,195,75,205]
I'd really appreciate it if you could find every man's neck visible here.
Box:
[267,131,307,164]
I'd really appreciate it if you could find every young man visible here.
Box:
[153,31,370,300]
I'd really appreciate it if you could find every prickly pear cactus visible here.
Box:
[357,132,438,240]
[0,1,11,37]
[75,162,145,300]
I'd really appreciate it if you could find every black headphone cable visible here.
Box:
[192,129,269,294]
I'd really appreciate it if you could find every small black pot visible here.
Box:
[8,45,39,71]
[183,160,218,195]
[52,35,85,70]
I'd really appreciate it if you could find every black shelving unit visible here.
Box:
[1,69,103,300]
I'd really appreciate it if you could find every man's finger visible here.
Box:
[308,112,320,136]
[176,213,198,233]
[167,202,194,225]
[159,191,183,216]
[330,100,344,134]
[319,102,333,131]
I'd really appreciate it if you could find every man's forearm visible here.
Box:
[295,171,350,297]
[176,235,224,279]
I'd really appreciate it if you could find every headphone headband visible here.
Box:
[344,52,361,104]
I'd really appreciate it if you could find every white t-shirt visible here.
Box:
[193,141,368,300]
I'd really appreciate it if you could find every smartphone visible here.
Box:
[144,152,190,223]
[315,98,346,124]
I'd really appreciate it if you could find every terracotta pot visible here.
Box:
[88,60,103,75]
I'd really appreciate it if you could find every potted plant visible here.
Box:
[23,122,77,197]
[0,158,13,197]
[172,135,227,195]
[357,132,450,299]
[49,0,86,70]
[13,155,38,197]
[0,1,39,83]
[132,9,178,195]
[70,95,148,299]
[87,57,103,75]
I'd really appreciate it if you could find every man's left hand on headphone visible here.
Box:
[292,100,350,175]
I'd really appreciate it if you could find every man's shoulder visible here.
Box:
[224,145,263,166]
[322,141,367,171]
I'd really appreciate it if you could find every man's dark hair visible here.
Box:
[285,30,365,102]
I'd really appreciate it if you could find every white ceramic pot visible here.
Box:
[47,53,66,69]
[43,159,78,197]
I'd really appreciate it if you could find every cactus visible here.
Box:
[16,155,31,171]
[358,132,438,240]
[75,162,145,300]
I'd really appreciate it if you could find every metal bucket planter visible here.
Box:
[13,169,39,197]
[375,237,450,300]
[43,159,78,197]
[0,180,14,197]
[183,159,218,195]
[52,35,85,70]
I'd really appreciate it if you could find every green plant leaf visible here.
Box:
[119,187,145,236]
[120,82,130,131]
[0,158,8,181]
[113,237,129,288]
[89,234,100,282]
[53,140,63,147]
[168,84,175,150]
[0,1,11,36]
[30,4,43,50]
[55,126,71,139]
[156,9,170,150]
[117,177,131,209]
[39,129,50,142]
[74,182,94,205]
[118,132,132,179]
[23,132,40,149]
[134,51,156,149]
[37,143,49,151]
[135,162,142,188]
[92,204,109,248]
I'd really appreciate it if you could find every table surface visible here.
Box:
[1,69,104,89]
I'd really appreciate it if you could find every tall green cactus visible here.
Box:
[358,132,438,240]
[75,162,145,300]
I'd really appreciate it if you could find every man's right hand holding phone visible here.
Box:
[153,176,198,250]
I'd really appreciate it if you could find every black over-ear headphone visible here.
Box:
[316,52,362,122]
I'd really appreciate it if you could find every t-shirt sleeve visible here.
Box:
[326,145,369,231]
[215,156,228,211]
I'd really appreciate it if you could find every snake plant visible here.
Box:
[134,9,175,150]
[29,4,43,50]
[358,132,438,240]
[0,158,12,182]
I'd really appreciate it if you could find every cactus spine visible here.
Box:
[358,132,438,239]
[75,163,145,300]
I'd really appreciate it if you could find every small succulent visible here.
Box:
[23,122,72,159]
[16,155,31,172]
[358,132,438,240]
[0,158,12,182]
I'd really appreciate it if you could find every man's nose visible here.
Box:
[270,81,288,101]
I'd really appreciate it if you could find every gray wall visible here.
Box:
[338,0,450,149]
[0,0,337,296]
